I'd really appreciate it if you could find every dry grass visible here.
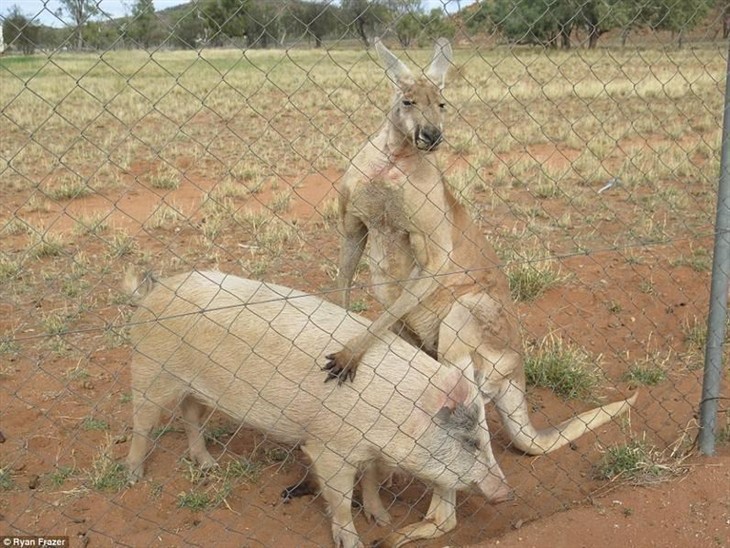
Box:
[0,46,722,538]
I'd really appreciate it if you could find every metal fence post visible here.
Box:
[699,40,730,456]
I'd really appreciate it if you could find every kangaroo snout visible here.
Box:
[415,125,442,151]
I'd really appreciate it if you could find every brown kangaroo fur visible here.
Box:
[325,37,637,459]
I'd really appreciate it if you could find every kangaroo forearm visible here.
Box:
[336,234,366,308]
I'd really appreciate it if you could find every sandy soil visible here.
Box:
[1,154,728,547]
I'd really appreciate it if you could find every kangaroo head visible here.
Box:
[375,37,453,152]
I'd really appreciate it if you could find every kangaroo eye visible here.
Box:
[438,102,446,109]
[402,99,415,107]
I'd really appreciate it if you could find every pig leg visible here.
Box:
[180,396,217,472]
[281,472,319,501]
[375,487,457,547]
[300,442,362,548]
[360,462,391,526]
[126,390,164,483]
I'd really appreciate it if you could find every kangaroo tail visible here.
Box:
[496,380,638,455]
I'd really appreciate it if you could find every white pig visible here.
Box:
[124,270,511,548]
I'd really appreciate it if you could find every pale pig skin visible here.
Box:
[124,270,511,548]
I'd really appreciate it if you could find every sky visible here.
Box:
[2,1,187,27]
[2,0,474,28]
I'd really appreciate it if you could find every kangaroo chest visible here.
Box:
[350,179,411,235]
[349,178,416,295]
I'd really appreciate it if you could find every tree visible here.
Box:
[171,5,207,49]
[3,5,41,54]
[487,0,571,46]
[572,0,660,49]
[578,0,620,49]
[652,0,713,48]
[244,2,285,48]
[288,1,337,48]
[385,0,423,46]
[200,0,249,44]
[58,0,99,49]
[423,8,456,41]
[342,0,389,47]
[719,0,730,39]
[82,20,122,49]
[393,13,420,46]
[127,0,162,48]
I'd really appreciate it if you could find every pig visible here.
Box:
[123,270,512,548]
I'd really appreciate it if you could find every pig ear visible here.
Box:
[375,37,415,89]
[434,405,453,425]
[426,38,452,90]
[430,367,474,412]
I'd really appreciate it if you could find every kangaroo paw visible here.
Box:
[323,350,360,384]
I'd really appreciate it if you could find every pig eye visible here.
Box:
[402,99,415,107]
[463,436,481,452]
[438,102,446,109]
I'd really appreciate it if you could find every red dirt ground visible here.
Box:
[2,163,729,547]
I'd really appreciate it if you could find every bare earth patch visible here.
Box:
[1,46,728,546]
[491,453,730,548]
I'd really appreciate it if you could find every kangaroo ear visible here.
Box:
[375,37,414,89]
[426,38,452,90]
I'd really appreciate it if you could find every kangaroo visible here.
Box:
[324,38,637,455]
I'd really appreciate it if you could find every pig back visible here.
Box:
[130,271,443,457]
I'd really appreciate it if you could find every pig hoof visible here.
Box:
[281,480,318,502]
[365,509,391,527]
[333,527,363,548]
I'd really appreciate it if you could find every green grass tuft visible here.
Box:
[82,417,110,431]
[0,467,13,490]
[525,335,600,400]
[623,363,667,387]
[177,491,211,510]
[87,439,127,492]
[0,257,23,281]
[49,466,75,487]
[46,179,91,200]
[506,253,567,302]
[595,440,662,481]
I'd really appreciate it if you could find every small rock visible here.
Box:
[512,519,523,530]
[28,474,40,489]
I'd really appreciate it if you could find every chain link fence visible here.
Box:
[1,1,728,546]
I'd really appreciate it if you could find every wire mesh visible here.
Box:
[1,1,728,547]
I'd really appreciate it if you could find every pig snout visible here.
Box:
[477,475,514,504]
